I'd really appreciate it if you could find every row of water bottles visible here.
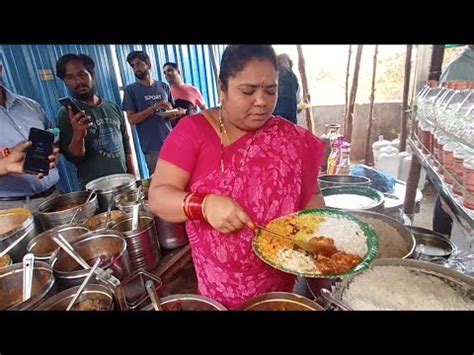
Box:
[415,80,474,145]
[372,135,426,190]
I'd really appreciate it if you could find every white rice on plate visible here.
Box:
[312,216,368,258]
[342,265,474,310]
[277,249,320,274]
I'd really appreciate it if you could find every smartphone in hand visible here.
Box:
[58,97,91,123]
[23,127,54,175]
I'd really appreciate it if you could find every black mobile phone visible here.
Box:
[58,97,91,124]
[58,97,82,115]
[23,127,54,175]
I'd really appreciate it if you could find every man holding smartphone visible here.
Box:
[122,51,185,175]
[55,54,135,189]
[0,63,61,211]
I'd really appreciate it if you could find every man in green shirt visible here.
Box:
[439,45,474,82]
[55,53,134,188]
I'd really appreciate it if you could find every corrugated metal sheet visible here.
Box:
[0,44,225,191]
[115,44,224,108]
[0,44,123,192]
[114,44,225,177]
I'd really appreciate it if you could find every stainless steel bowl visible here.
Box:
[141,294,227,311]
[35,283,114,311]
[407,226,456,260]
[318,174,371,189]
[0,261,55,310]
[26,225,89,263]
[50,230,132,289]
[239,292,324,311]
[37,191,99,229]
[85,173,136,212]
[0,208,37,262]
[83,210,126,231]
[322,186,385,213]
[351,211,416,259]
[332,258,474,310]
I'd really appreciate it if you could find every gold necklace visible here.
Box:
[216,107,259,176]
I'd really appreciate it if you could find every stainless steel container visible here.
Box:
[407,226,456,261]
[0,261,55,310]
[26,225,89,263]
[85,173,137,212]
[141,294,227,311]
[50,230,132,289]
[350,211,416,259]
[83,210,126,231]
[331,258,474,310]
[0,208,37,262]
[114,188,188,250]
[321,186,385,213]
[239,292,324,311]
[37,191,99,229]
[110,212,162,272]
[113,189,146,214]
[35,283,114,311]
[318,174,371,189]
[142,192,188,250]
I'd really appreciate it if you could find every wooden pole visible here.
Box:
[399,45,413,152]
[296,45,315,134]
[365,45,378,165]
[345,45,363,142]
[403,155,422,219]
[344,45,352,132]
[428,45,445,81]
[208,45,220,102]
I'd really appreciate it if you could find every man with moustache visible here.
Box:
[122,51,184,174]
[55,54,134,189]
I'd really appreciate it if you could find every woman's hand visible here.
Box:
[203,194,255,234]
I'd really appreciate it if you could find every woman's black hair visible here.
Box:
[126,51,151,66]
[56,54,96,80]
[218,45,277,90]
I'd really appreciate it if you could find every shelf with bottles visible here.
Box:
[413,80,474,152]
[408,136,474,231]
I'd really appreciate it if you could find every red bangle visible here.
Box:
[183,192,208,220]
[182,193,192,217]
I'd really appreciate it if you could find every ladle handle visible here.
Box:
[145,280,162,311]
[22,253,35,302]
[66,257,102,311]
[52,231,90,270]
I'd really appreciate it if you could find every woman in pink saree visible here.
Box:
[149,45,325,310]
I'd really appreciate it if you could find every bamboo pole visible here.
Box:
[365,45,378,165]
[345,45,363,142]
[296,45,315,134]
[399,45,413,152]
